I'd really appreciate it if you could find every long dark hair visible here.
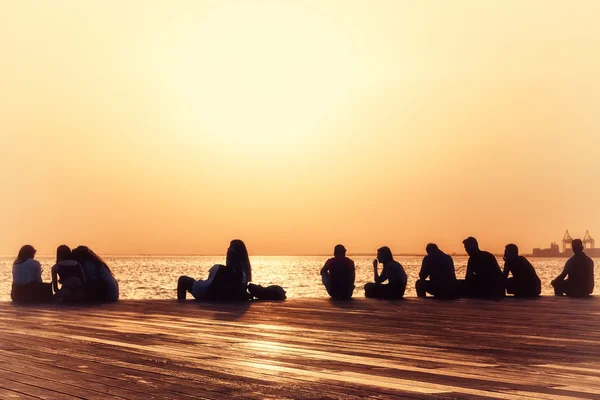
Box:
[72,246,113,275]
[56,245,73,262]
[14,245,36,266]
[229,239,251,281]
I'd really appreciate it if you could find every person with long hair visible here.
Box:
[51,245,86,302]
[177,240,251,301]
[364,247,407,299]
[72,246,119,302]
[11,245,52,302]
[229,239,252,283]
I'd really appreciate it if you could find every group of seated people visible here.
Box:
[11,236,595,303]
[320,237,595,300]
[11,244,119,303]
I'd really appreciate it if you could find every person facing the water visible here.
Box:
[177,239,251,301]
[320,244,355,300]
[416,243,458,298]
[503,244,541,297]
[72,246,119,302]
[11,245,53,303]
[551,239,594,297]
[460,237,504,298]
[51,245,86,302]
[364,247,407,299]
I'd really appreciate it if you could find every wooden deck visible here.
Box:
[0,298,599,400]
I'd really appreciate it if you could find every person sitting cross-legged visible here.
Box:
[416,243,458,299]
[364,247,407,299]
[458,237,505,299]
[320,244,355,300]
[503,244,541,298]
[551,239,594,297]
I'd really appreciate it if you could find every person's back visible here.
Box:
[552,239,595,297]
[468,251,503,283]
[566,252,595,295]
[423,252,456,284]
[503,244,541,297]
[13,259,42,285]
[364,247,407,299]
[461,237,504,298]
[11,245,52,303]
[416,244,457,298]
[323,256,355,299]
[384,260,408,288]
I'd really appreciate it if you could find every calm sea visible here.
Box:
[1,256,597,301]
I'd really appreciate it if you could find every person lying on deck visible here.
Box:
[73,246,119,302]
[320,244,356,300]
[459,237,505,299]
[364,247,407,299]
[503,244,541,298]
[52,245,86,302]
[11,245,53,303]
[177,239,251,301]
[551,239,594,297]
[415,243,458,299]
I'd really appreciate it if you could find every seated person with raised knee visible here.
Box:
[51,245,87,302]
[459,237,504,298]
[503,244,541,297]
[551,239,594,297]
[178,240,251,301]
[320,244,355,300]
[364,247,407,299]
[416,243,457,299]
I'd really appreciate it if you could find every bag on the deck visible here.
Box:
[248,284,286,301]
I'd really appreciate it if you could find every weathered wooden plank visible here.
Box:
[0,298,599,400]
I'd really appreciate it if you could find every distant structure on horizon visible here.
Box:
[532,230,600,257]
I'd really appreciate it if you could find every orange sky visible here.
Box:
[1,0,599,256]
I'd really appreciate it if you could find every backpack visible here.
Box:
[248,283,287,301]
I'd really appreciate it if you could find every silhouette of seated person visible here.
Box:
[11,245,53,303]
[458,237,505,298]
[51,245,87,302]
[364,247,407,299]
[503,244,541,297]
[416,243,458,299]
[551,239,595,297]
[178,240,251,301]
[320,244,356,300]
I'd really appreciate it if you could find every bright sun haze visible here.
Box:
[1,0,599,256]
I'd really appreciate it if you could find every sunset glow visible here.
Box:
[1,0,599,256]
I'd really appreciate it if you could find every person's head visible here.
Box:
[377,246,394,264]
[72,245,113,275]
[462,237,480,256]
[504,244,519,261]
[56,245,73,262]
[334,244,346,258]
[425,243,439,256]
[229,239,251,280]
[14,245,36,265]
[572,239,584,254]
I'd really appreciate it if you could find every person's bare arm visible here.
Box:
[419,257,429,280]
[552,259,571,283]
[51,265,59,293]
[374,259,387,284]
[502,263,510,280]
[320,260,330,276]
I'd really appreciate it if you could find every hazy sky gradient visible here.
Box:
[1,0,599,255]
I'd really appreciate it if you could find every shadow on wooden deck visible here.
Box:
[0,297,599,399]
